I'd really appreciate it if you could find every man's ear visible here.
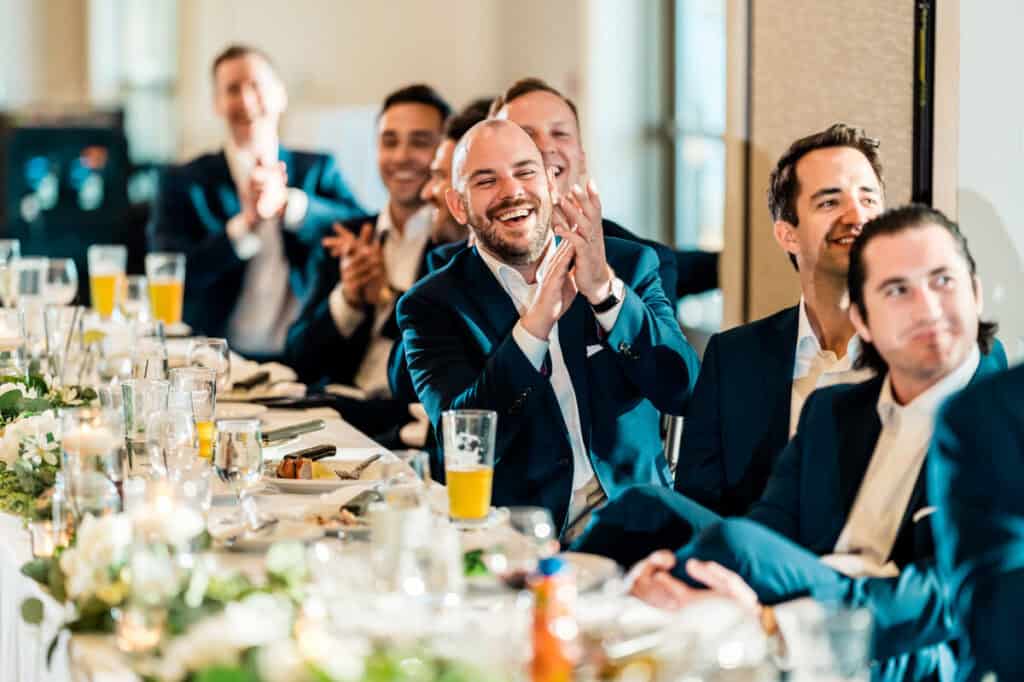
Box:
[773,220,801,263]
[445,187,469,225]
[849,301,872,344]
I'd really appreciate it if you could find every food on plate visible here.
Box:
[274,458,336,480]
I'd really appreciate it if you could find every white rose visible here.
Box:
[131,506,205,548]
[60,514,132,600]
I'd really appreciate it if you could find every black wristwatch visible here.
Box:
[591,277,625,313]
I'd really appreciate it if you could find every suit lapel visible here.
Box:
[763,306,799,442]
[835,377,885,517]
[559,296,592,452]
[460,249,521,345]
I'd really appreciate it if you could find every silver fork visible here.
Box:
[335,453,383,480]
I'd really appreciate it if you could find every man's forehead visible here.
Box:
[464,126,540,167]
[796,146,879,193]
[216,54,273,84]
[378,102,443,133]
[504,90,575,124]
[863,225,964,280]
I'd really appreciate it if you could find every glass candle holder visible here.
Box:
[28,519,57,558]
[61,407,125,520]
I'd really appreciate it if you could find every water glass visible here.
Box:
[132,320,168,380]
[0,239,20,308]
[13,257,48,308]
[61,407,125,519]
[787,602,874,682]
[121,275,151,322]
[187,337,231,393]
[87,244,126,319]
[170,367,216,459]
[122,379,170,475]
[213,418,263,527]
[46,258,78,305]
[145,252,185,327]
[442,409,497,523]
[145,408,198,478]
[0,308,27,378]
[44,305,86,387]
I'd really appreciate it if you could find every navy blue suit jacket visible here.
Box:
[283,214,437,387]
[929,363,1024,682]
[146,149,362,340]
[396,238,699,531]
[674,305,800,515]
[739,350,1006,667]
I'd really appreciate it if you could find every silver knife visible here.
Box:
[261,419,326,444]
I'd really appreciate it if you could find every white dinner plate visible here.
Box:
[562,552,622,592]
[214,402,268,420]
[224,520,323,552]
[263,456,397,494]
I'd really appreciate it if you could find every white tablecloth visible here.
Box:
[0,407,387,682]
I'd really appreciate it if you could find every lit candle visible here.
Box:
[29,520,56,558]
[62,423,118,456]
[115,605,164,654]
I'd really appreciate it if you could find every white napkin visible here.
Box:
[230,355,297,385]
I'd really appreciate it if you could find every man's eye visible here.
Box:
[818,199,837,209]
[884,285,907,298]
[516,169,536,178]
[475,179,495,188]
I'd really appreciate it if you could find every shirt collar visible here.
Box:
[876,344,981,426]
[477,233,556,300]
[224,138,279,189]
[376,202,434,245]
[796,296,863,362]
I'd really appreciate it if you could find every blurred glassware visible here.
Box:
[121,275,151,323]
[121,379,170,475]
[145,407,198,479]
[0,308,27,378]
[187,337,231,393]
[145,252,185,327]
[213,417,264,529]
[132,320,168,380]
[170,368,216,459]
[45,258,78,306]
[61,407,126,519]
[0,239,21,308]
[87,244,126,319]
[13,256,48,309]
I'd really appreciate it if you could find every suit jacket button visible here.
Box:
[618,341,632,356]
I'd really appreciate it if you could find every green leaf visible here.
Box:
[21,558,53,585]
[0,388,22,411]
[46,631,61,667]
[48,560,67,603]
[463,549,489,577]
[192,665,258,682]
[20,597,44,625]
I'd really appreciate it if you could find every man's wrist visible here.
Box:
[520,311,554,342]
[584,266,616,305]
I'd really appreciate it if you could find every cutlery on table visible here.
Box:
[335,453,383,480]
[261,419,326,444]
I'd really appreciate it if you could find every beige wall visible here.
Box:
[176,0,581,159]
[0,0,89,108]
[742,0,914,321]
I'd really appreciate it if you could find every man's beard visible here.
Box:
[469,195,550,266]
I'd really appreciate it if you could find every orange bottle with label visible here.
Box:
[531,557,580,682]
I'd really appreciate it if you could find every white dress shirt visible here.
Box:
[223,140,310,356]
[773,345,980,670]
[476,237,625,526]
[790,298,874,435]
[326,203,433,397]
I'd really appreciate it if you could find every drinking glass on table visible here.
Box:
[0,308,27,378]
[145,252,185,327]
[145,408,198,478]
[132,320,168,380]
[170,367,217,459]
[0,239,20,308]
[187,337,231,393]
[121,379,170,475]
[61,407,125,518]
[45,258,79,305]
[87,245,126,319]
[14,257,49,310]
[213,418,266,529]
[121,275,151,322]
[442,409,496,524]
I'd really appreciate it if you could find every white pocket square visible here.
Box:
[586,344,604,358]
[913,506,937,523]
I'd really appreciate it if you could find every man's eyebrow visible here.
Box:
[809,187,840,202]
[468,168,495,182]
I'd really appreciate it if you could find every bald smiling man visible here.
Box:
[395,119,699,537]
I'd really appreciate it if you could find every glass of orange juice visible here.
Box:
[442,409,497,525]
[169,367,217,459]
[87,245,126,319]
[144,252,185,327]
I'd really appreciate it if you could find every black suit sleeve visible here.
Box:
[291,155,364,245]
[673,333,728,512]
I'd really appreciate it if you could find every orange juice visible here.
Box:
[90,273,122,317]
[197,420,215,459]
[149,278,184,325]
[446,465,493,519]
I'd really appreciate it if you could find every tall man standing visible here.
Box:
[397,120,698,537]
[148,44,362,355]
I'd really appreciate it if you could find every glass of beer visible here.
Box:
[169,367,216,459]
[87,245,126,319]
[145,253,185,327]
[442,409,497,524]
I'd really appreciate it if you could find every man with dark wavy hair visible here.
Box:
[675,124,883,515]
[578,204,1007,682]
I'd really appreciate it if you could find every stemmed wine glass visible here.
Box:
[213,418,269,531]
